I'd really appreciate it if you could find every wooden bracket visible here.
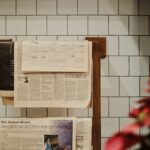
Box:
[86,37,106,150]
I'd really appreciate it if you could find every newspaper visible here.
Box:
[0,118,92,150]
[22,41,89,72]
[0,118,76,150]
[14,41,92,108]
[76,118,92,150]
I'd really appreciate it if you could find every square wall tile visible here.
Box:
[101,77,119,96]
[101,97,109,117]
[27,108,47,117]
[99,0,118,14]
[58,0,77,14]
[119,36,139,55]
[0,99,6,117]
[48,108,67,117]
[0,16,5,35]
[89,16,108,35]
[27,16,46,35]
[0,0,15,15]
[140,77,149,96]
[101,118,119,137]
[109,16,128,35]
[119,0,138,15]
[37,0,56,15]
[0,36,16,41]
[17,0,36,15]
[17,36,36,41]
[48,16,67,35]
[139,0,150,15]
[78,0,97,14]
[120,77,139,96]
[140,36,150,55]
[109,56,129,76]
[58,36,78,41]
[6,106,21,117]
[129,16,149,35]
[130,56,149,76]
[107,36,118,55]
[68,108,88,117]
[6,16,26,35]
[101,57,108,76]
[109,97,129,117]
[37,36,57,41]
[68,16,87,35]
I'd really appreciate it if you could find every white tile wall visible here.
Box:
[101,97,109,117]
[0,16,5,35]
[27,16,46,35]
[130,56,149,76]
[120,77,139,96]
[109,56,128,76]
[140,36,150,55]
[139,0,150,15]
[109,16,128,35]
[106,36,119,55]
[68,16,87,35]
[101,77,119,96]
[0,0,15,15]
[48,16,67,35]
[99,0,118,15]
[109,97,129,117]
[129,16,149,35]
[89,16,108,35]
[0,1,150,148]
[119,0,138,15]
[17,0,36,15]
[6,16,26,35]
[140,77,149,96]
[101,118,119,137]
[58,0,77,15]
[37,0,56,15]
[78,0,97,14]
[120,36,139,55]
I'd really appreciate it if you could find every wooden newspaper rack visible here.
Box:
[1,37,106,150]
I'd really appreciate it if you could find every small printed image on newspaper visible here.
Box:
[14,41,92,108]
[0,118,76,150]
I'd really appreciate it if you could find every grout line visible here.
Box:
[5,16,7,35]
[56,0,58,15]
[77,0,78,15]
[97,0,99,15]
[26,16,27,36]
[15,0,17,15]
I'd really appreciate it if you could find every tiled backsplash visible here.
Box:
[0,0,150,149]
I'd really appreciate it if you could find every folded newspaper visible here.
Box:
[0,118,92,150]
[14,41,92,108]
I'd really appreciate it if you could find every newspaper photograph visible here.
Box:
[0,118,76,150]
[21,41,89,72]
[14,41,92,108]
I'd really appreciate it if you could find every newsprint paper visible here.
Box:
[14,41,92,108]
[21,41,89,72]
[0,118,92,150]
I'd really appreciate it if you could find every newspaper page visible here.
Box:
[0,118,76,150]
[14,41,92,108]
[76,118,92,150]
[21,41,89,72]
